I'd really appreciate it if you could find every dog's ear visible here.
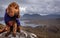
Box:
[6,4,12,13]
[18,8,20,18]
[16,6,20,18]
[16,9,20,18]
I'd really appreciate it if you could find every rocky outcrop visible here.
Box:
[0,24,37,38]
[0,30,37,38]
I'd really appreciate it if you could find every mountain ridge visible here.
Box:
[21,14,60,20]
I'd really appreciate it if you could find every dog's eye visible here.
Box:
[15,7,18,9]
[9,5,12,7]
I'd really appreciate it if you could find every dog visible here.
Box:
[0,2,21,37]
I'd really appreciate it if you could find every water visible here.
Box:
[0,20,40,27]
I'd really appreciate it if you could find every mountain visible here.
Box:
[21,14,42,20]
[44,14,60,19]
[21,14,60,20]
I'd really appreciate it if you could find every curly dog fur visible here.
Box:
[0,2,21,37]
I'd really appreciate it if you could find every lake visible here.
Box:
[0,20,40,27]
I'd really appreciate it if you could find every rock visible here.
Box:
[0,30,37,38]
[0,24,37,38]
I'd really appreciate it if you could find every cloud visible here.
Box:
[0,0,60,16]
[24,0,60,15]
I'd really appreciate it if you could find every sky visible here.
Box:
[0,0,60,17]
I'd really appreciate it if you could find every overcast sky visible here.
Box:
[0,0,60,17]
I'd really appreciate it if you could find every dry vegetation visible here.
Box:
[22,25,60,38]
[0,24,60,38]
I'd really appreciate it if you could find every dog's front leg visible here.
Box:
[5,25,10,37]
[17,26,21,33]
[13,22,17,37]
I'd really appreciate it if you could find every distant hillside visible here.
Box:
[21,14,41,20]
[21,14,60,20]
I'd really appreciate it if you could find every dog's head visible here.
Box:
[6,2,20,17]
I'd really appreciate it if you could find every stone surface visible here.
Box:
[0,30,37,38]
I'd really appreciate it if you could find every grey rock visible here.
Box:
[0,30,37,38]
